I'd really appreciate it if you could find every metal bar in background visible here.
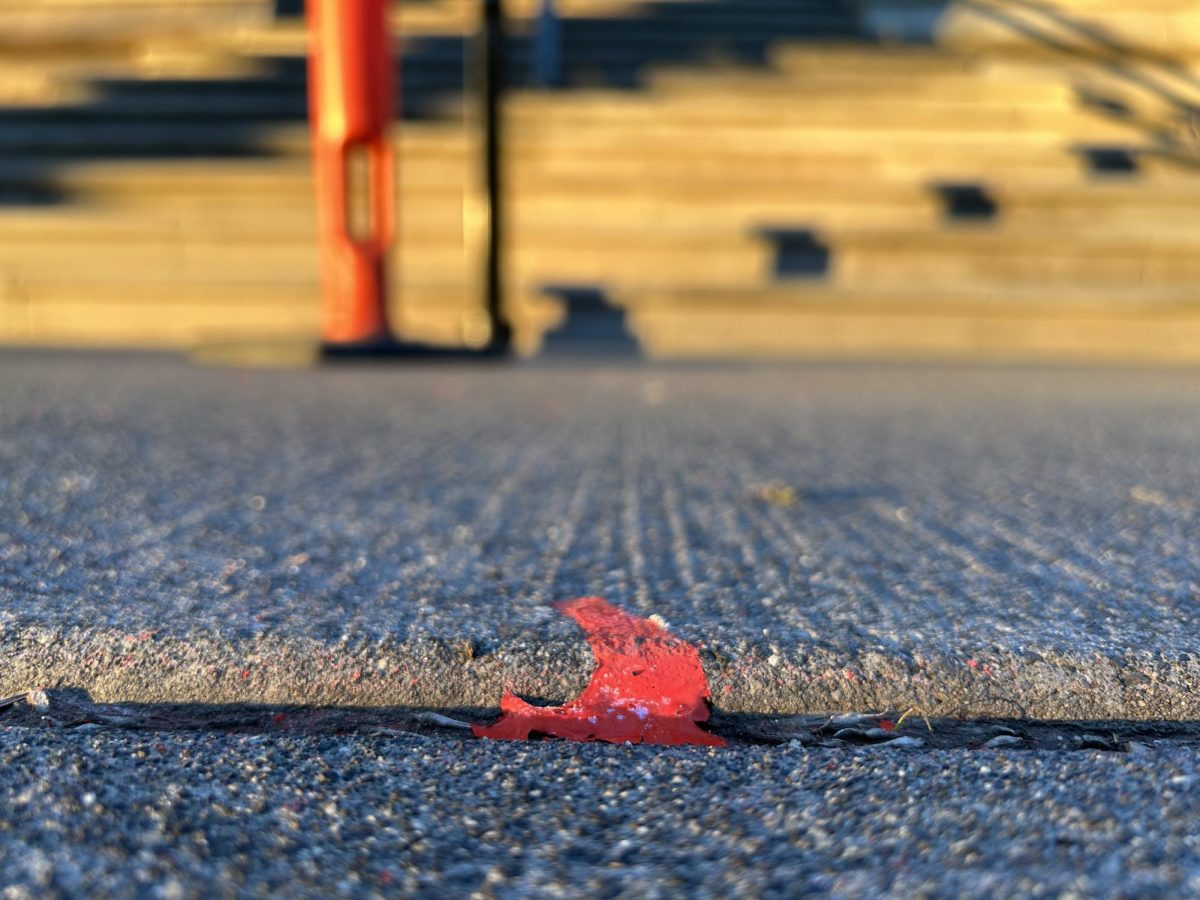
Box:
[480,0,513,354]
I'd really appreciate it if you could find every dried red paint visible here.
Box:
[473,597,725,747]
[878,719,895,732]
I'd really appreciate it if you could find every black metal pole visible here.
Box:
[481,0,512,353]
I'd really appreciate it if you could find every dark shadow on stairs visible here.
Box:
[0,0,865,206]
[931,182,999,222]
[757,228,832,279]
[949,0,1200,169]
[537,284,641,357]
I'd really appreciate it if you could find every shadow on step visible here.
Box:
[2,0,1198,209]
[873,0,1200,175]
[0,0,866,206]
[931,182,999,222]
[757,228,833,280]
[537,284,642,358]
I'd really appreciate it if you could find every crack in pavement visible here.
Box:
[4,690,1200,753]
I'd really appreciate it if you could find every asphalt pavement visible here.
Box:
[3,350,1200,897]
[1,725,1199,898]
[1,351,1198,719]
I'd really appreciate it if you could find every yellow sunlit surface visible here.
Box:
[1,0,1199,361]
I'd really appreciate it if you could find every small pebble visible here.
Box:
[983,735,1024,749]
[882,736,926,749]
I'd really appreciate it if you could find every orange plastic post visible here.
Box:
[305,0,396,345]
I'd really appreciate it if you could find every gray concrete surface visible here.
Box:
[2,351,1199,718]
[1,723,1199,898]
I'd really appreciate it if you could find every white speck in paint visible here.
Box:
[633,705,649,720]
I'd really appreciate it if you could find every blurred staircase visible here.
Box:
[0,0,1199,361]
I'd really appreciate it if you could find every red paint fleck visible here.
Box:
[967,659,979,669]
[843,669,856,682]
[473,597,725,747]
[722,684,733,695]
[240,669,251,679]
[879,719,895,732]
[273,714,287,725]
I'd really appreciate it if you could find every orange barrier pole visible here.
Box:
[305,0,396,345]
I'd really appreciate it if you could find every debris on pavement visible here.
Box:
[746,480,798,507]
[415,711,472,730]
[880,736,926,749]
[473,597,726,746]
[983,735,1025,749]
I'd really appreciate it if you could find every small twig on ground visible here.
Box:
[415,711,473,730]
[895,706,934,732]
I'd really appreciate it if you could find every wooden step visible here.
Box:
[0,226,770,285]
[828,229,1200,288]
[868,0,1200,57]
[621,284,1200,364]
[0,1,271,49]
[646,67,1074,104]
[3,176,1198,246]
[0,277,561,353]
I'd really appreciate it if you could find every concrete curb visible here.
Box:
[4,627,1198,721]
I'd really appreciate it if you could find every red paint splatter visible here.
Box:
[967,659,979,669]
[473,597,725,747]
[878,719,895,732]
[240,669,251,679]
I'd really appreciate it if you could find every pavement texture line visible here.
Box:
[2,351,1199,720]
